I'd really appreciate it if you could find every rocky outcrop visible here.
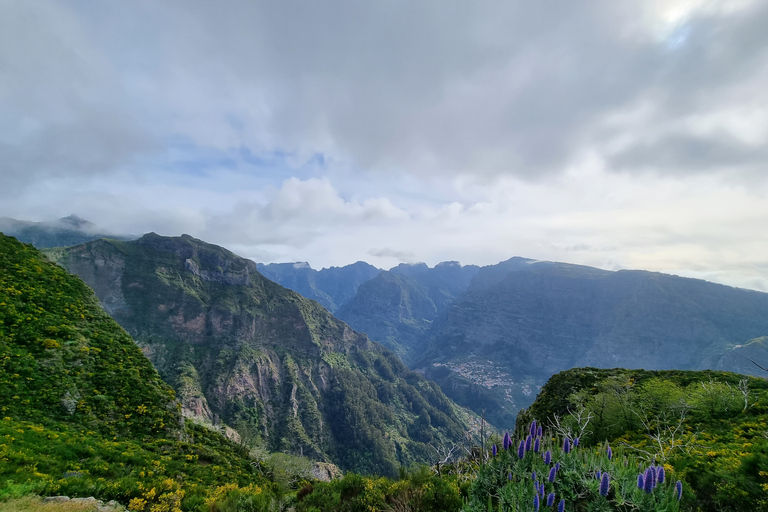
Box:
[51,234,473,476]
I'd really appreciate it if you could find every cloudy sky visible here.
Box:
[2,0,767,291]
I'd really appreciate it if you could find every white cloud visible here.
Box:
[0,1,766,292]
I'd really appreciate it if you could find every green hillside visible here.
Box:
[51,234,475,477]
[516,367,768,511]
[0,233,292,510]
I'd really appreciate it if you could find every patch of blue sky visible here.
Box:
[666,22,691,50]
[147,135,332,193]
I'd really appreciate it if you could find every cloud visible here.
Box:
[4,0,767,191]
[1,1,767,292]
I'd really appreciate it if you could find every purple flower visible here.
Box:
[657,466,665,484]
[606,445,612,460]
[532,471,537,481]
[540,483,546,496]
[637,474,644,490]
[544,450,552,465]
[548,467,557,483]
[534,437,540,453]
[503,431,511,451]
[555,462,561,472]
[526,434,532,452]
[675,480,683,500]
[596,470,601,480]
[558,499,565,512]
[650,466,658,488]
[563,438,571,454]
[643,468,654,493]
[599,472,610,497]
[530,420,537,437]
[518,440,526,459]
[533,494,540,511]
[546,493,555,507]
[508,472,513,481]
[492,444,497,457]
[537,425,543,437]
[573,437,579,447]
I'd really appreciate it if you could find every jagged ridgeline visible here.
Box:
[50,233,473,476]
[0,233,180,437]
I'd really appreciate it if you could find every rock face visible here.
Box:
[416,259,768,428]
[52,234,473,476]
[256,261,381,312]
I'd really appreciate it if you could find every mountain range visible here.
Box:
[48,233,476,476]
[7,215,768,432]
[262,256,768,428]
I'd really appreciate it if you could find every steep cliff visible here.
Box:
[51,234,473,476]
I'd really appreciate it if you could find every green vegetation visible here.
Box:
[4,232,768,511]
[51,234,476,477]
[518,368,768,511]
[0,234,285,510]
[0,234,179,437]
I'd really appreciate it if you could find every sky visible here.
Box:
[1,0,767,291]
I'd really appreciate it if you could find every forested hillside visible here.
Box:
[51,234,475,477]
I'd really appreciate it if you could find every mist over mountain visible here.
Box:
[51,234,474,476]
[0,215,134,248]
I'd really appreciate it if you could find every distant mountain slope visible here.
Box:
[0,215,133,248]
[335,262,479,364]
[417,259,768,428]
[52,234,474,476]
[256,261,381,312]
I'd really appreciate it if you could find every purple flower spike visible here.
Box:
[503,431,511,451]
[532,471,537,481]
[558,499,565,512]
[533,494,540,511]
[650,466,658,488]
[599,472,610,497]
[525,434,532,452]
[518,440,526,459]
[637,474,644,490]
[555,462,561,472]
[548,466,557,483]
[563,438,571,454]
[508,472,513,481]
[675,480,683,500]
[573,437,579,447]
[544,450,552,465]
[596,470,601,480]
[546,493,555,507]
[657,466,665,484]
[492,444,497,457]
[606,445,612,460]
[537,425,543,437]
[534,437,540,453]
[530,420,537,437]
[643,469,654,493]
